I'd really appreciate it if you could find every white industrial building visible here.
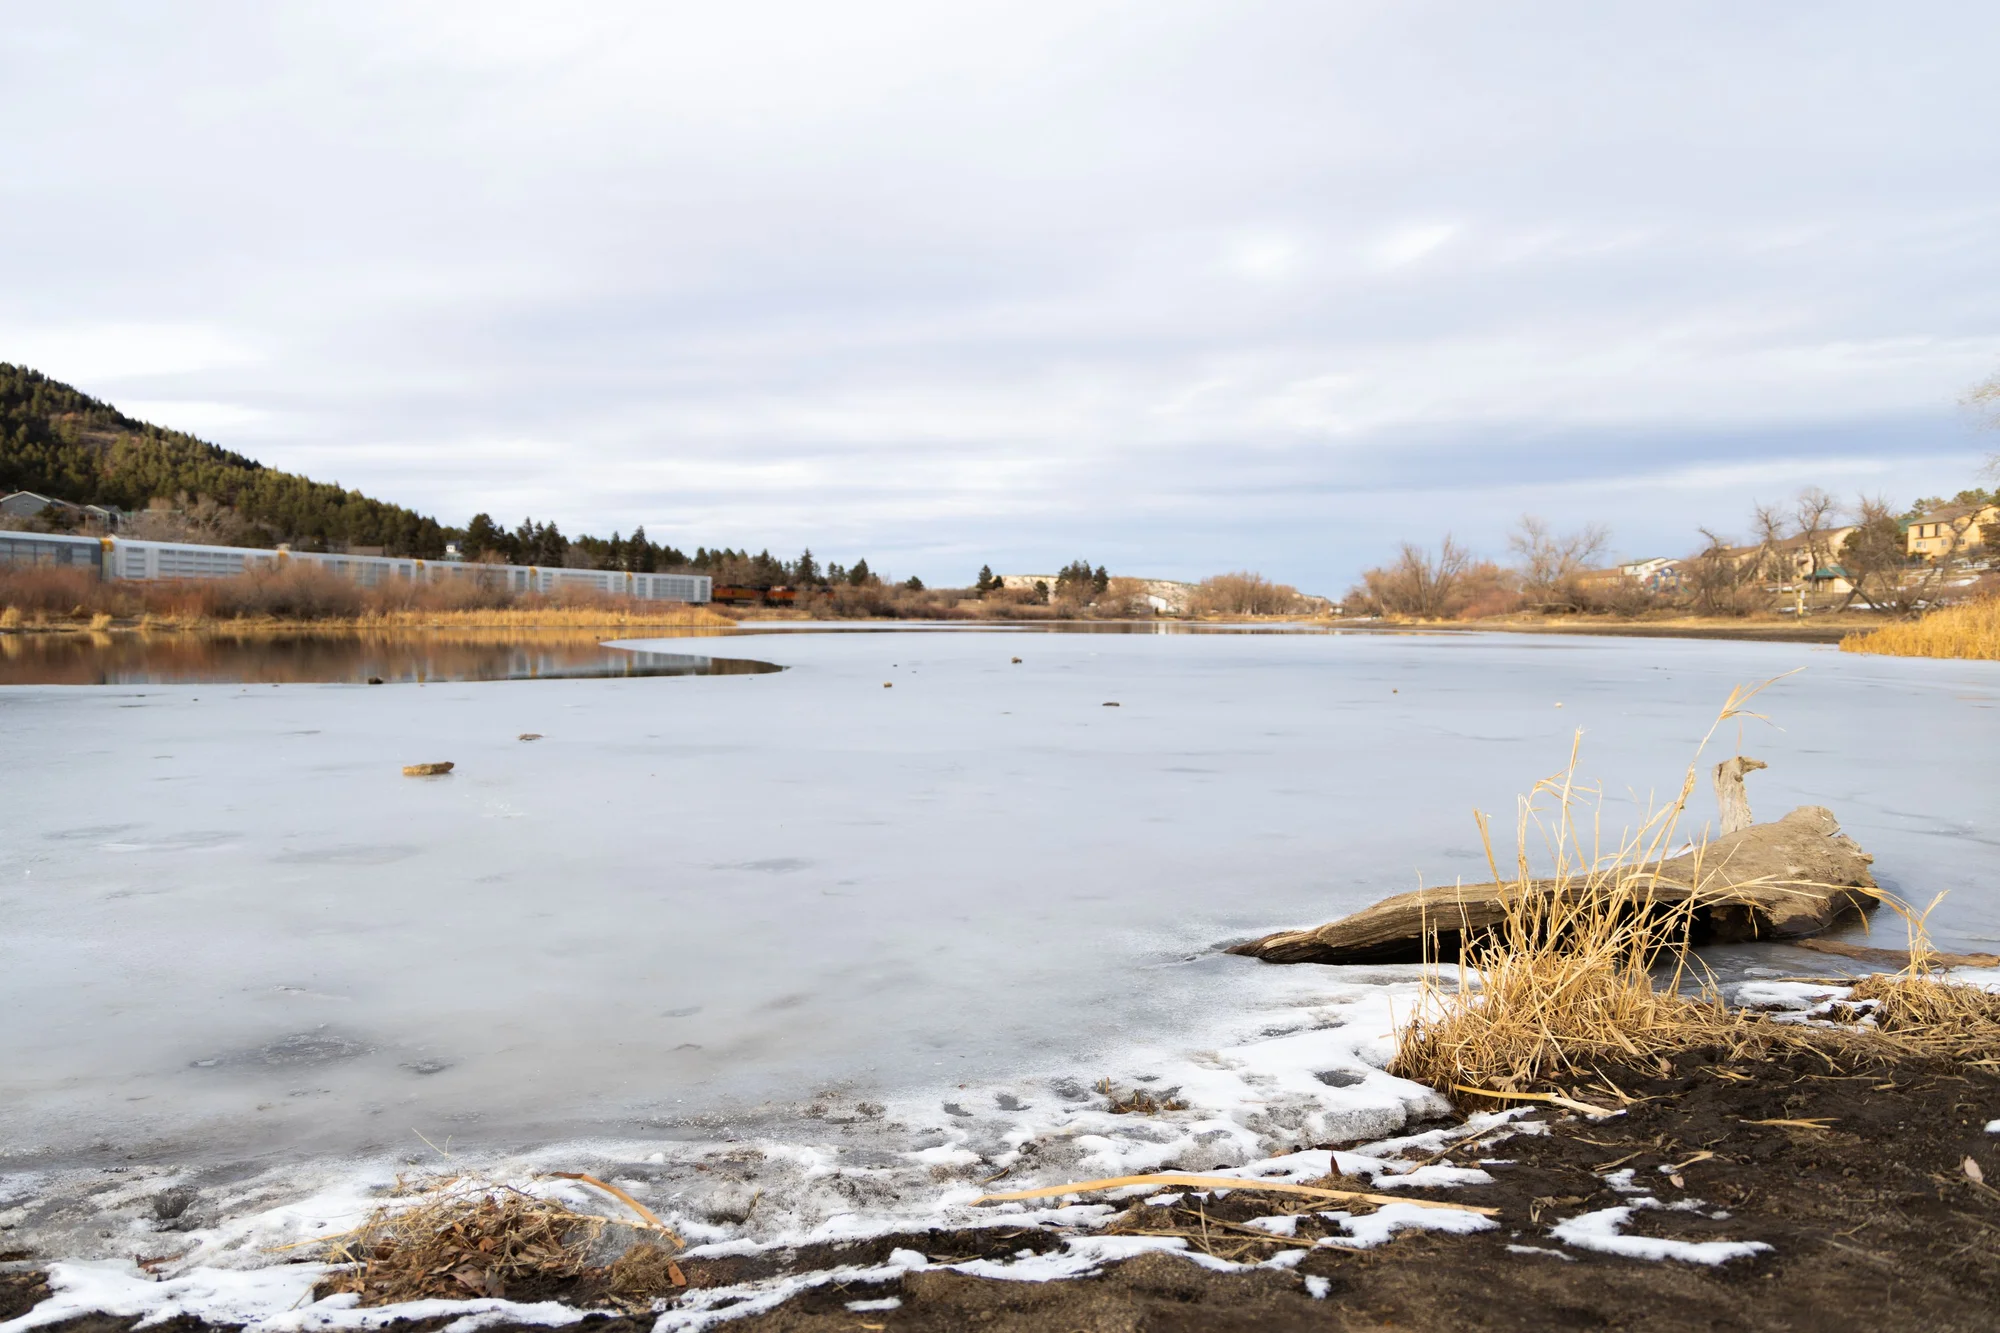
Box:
[0,531,711,603]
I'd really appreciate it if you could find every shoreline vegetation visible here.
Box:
[5,559,1996,656]
[1839,595,2000,661]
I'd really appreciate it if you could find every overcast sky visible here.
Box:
[4,2,1998,590]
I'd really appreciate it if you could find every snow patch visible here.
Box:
[1551,1199,1770,1265]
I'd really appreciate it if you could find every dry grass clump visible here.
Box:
[1841,596,2000,661]
[1390,688,1790,1100]
[319,1175,686,1309]
[321,1180,603,1304]
[1850,973,2000,1067]
[1840,895,2000,1069]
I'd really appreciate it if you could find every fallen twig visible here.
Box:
[971,1172,1498,1215]
[1740,1117,1836,1130]
[1450,1085,1617,1117]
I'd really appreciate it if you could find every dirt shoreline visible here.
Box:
[7,1042,1994,1333]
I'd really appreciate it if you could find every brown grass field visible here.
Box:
[1840,595,2000,661]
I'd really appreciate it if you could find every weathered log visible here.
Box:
[1229,806,1877,965]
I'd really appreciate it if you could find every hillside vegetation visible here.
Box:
[1,363,450,556]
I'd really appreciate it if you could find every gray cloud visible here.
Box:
[3,0,1997,593]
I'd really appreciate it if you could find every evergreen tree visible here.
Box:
[463,513,508,560]
[1054,559,1097,599]
[848,558,872,586]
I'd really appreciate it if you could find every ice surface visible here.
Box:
[0,627,1989,1306]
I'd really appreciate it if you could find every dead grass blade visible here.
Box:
[1741,1117,1837,1130]
[543,1172,683,1245]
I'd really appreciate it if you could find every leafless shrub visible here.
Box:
[1349,536,1472,619]
[1507,517,1607,607]
[1188,571,1305,616]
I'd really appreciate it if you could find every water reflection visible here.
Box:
[0,629,781,685]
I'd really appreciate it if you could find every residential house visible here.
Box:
[1617,557,1684,593]
[1906,502,1999,561]
[0,491,124,531]
[1724,529,1859,584]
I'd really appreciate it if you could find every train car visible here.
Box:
[0,531,710,603]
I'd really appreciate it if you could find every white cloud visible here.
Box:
[1371,223,1458,269]
[1,325,263,385]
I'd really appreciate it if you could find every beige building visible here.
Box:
[1723,528,1858,582]
[1906,502,1999,560]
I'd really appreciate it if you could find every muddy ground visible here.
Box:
[5,1044,1996,1333]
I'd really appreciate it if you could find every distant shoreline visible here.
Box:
[0,611,1869,644]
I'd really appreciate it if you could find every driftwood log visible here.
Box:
[1230,806,1878,965]
[1714,755,1768,834]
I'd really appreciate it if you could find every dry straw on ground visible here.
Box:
[1840,893,2000,1069]
[317,1174,685,1309]
[1841,596,2000,661]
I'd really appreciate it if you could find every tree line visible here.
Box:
[1349,478,1999,621]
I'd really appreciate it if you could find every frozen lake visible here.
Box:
[2,626,1996,1173]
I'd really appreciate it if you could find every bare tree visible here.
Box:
[1747,501,1791,586]
[1961,368,1999,482]
[121,493,247,546]
[1355,536,1472,618]
[1507,516,1608,607]
[1685,527,1764,616]
[1189,571,1307,616]
[1794,488,1838,569]
[1837,496,1922,613]
[1965,368,2000,428]
[1789,487,1841,614]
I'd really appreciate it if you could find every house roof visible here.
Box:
[1910,501,1999,525]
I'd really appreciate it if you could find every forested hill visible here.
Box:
[0,363,449,556]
